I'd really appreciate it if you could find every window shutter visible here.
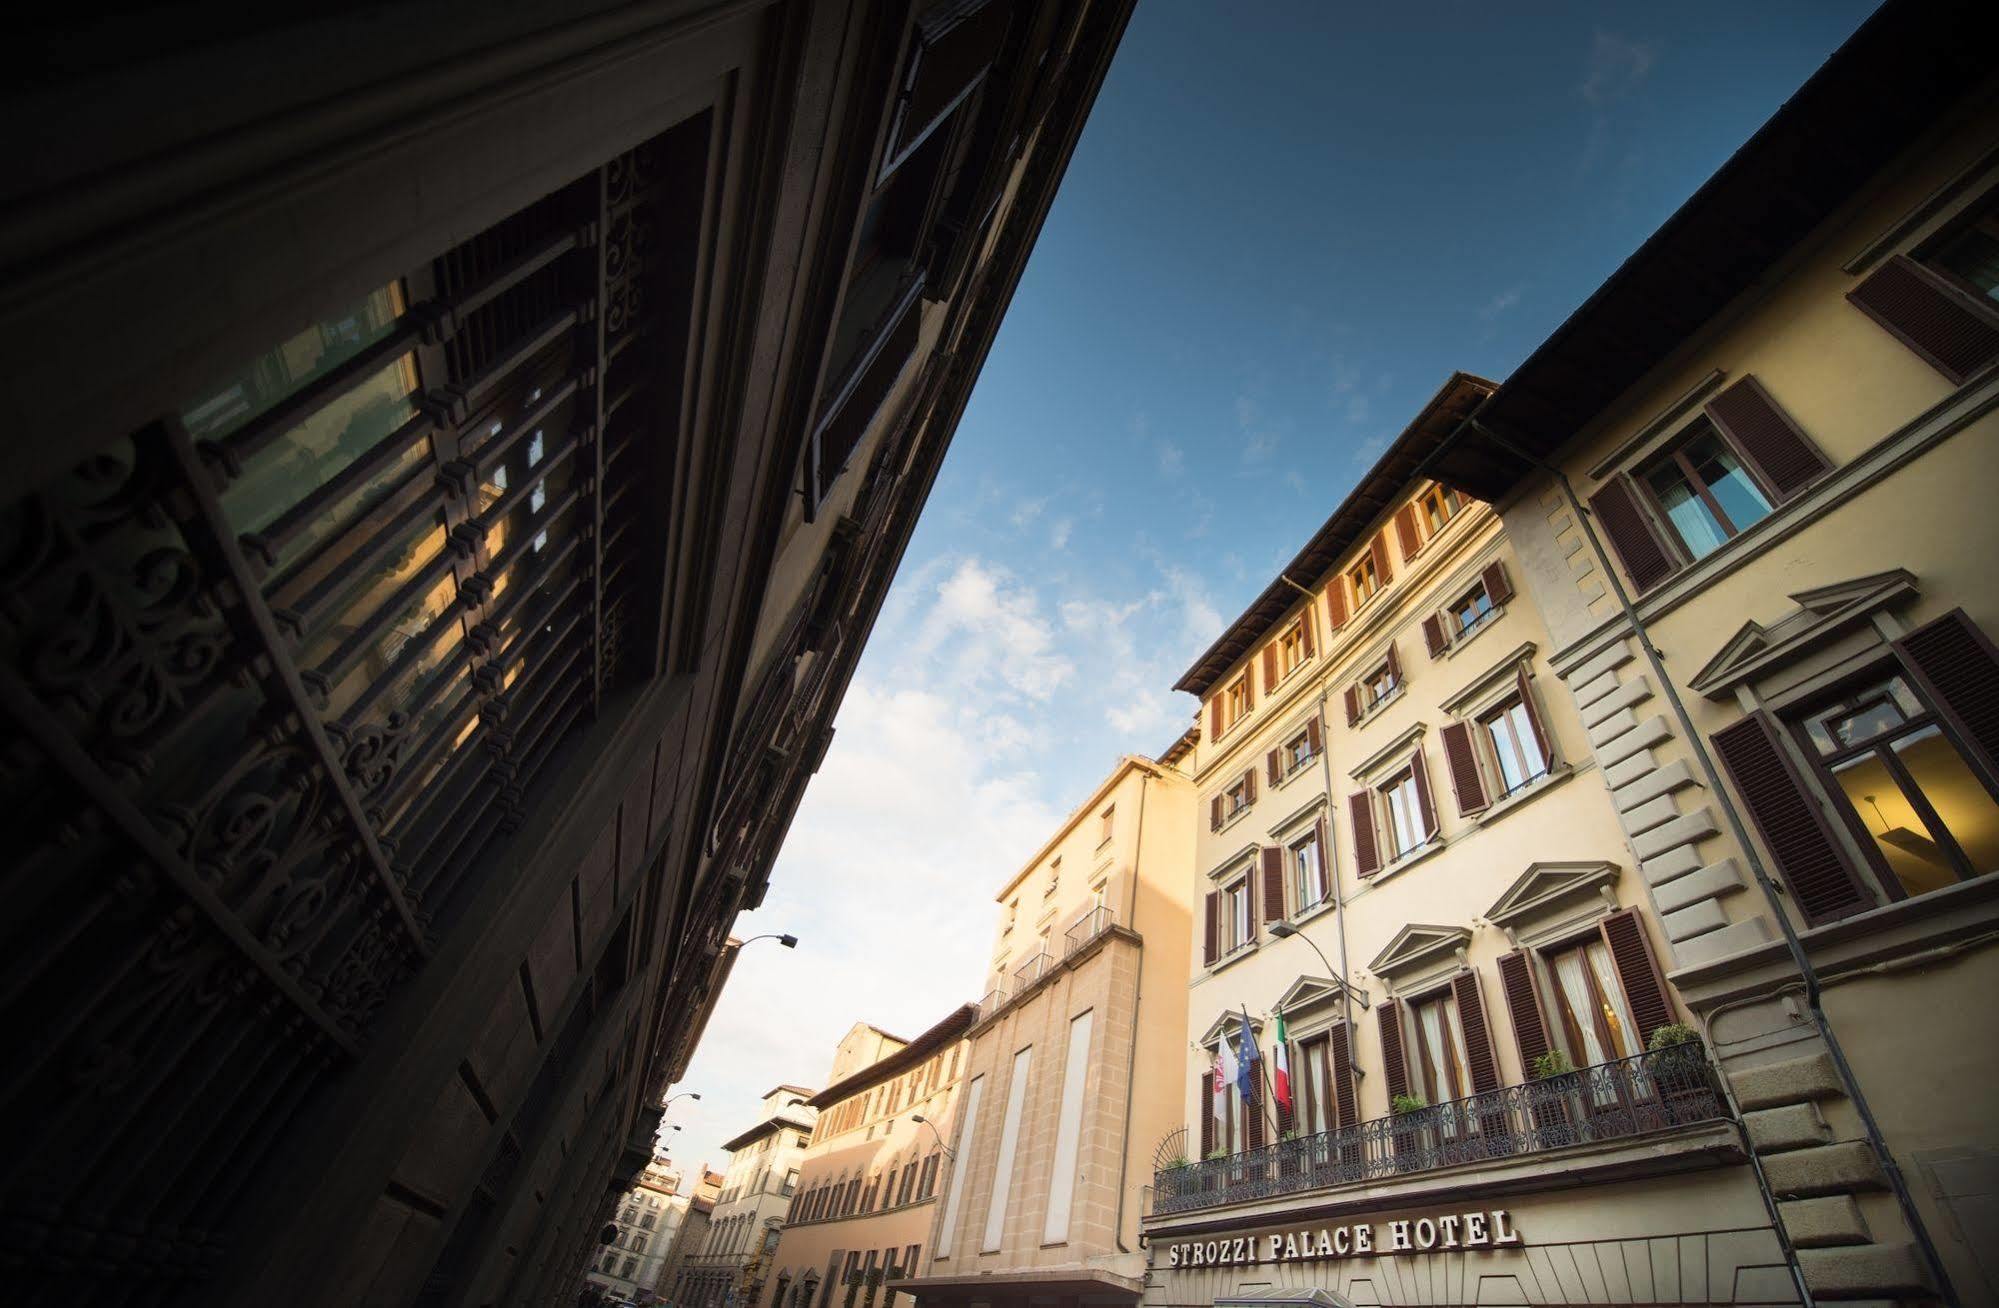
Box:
[1377,1000,1410,1102]
[1384,638,1402,686]
[1262,643,1279,689]
[1704,375,1830,501]
[1261,846,1285,924]
[1243,862,1258,924]
[1244,673,1256,711]
[1202,891,1219,965]
[1325,582,1348,632]
[1410,744,1438,838]
[1210,794,1223,832]
[1481,559,1515,605]
[1848,253,1999,385]
[1306,716,1323,756]
[1329,1024,1358,1128]
[1515,666,1554,765]
[1711,712,1872,924]
[1315,817,1331,883]
[1893,607,1999,791]
[1438,720,1489,815]
[1300,612,1316,658]
[1343,684,1361,726]
[1495,950,1552,1072]
[1244,767,1257,804]
[1597,909,1674,1048]
[1370,531,1394,584]
[1422,614,1447,659]
[1348,792,1379,877]
[1209,695,1223,740]
[1450,971,1502,1094]
[1394,503,1422,558]
[1267,747,1283,788]
[1588,475,1676,593]
[1245,1083,1266,1150]
[1199,1072,1214,1158]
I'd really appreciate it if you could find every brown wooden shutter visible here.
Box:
[1438,720,1489,815]
[1370,531,1394,584]
[1300,612,1316,658]
[1210,794,1223,832]
[1450,971,1502,1094]
[1243,766,1257,804]
[1704,375,1830,501]
[1893,607,1999,791]
[1348,791,1379,876]
[1422,614,1447,659]
[1481,559,1515,605]
[1245,1081,1266,1150]
[1305,716,1323,756]
[1329,1024,1358,1128]
[1203,891,1219,965]
[1711,712,1872,924]
[1267,747,1283,788]
[1495,950,1552,1072]
[1325,582,1348,632]
[1244,672,1255,711]
[1394,503,1422,558]
[1515,666,1554,766]
[1209,695,1223,740]
[1262,643,1279,689]
[1377,1000,1410,1102]
[1343,684,1361,726]
[1410,744,1438,838]
[1199,1071,1214,1158]
[1848,253,1999,384]
[1261,845,1285,924]
[1314,817,1330,884]
[1588,475,1677,593]
[1384,638,1402,686]
[1598,909,1674,1048]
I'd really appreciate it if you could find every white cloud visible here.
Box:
[1579,30,1656,105]
[1011,497,1047,529]
[1478,286,1523,321]
[913,558,1075,701]
[1049,518,1074,551]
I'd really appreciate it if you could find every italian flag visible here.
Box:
[1272,1010,1292,1112]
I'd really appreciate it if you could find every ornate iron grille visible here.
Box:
[1150,1048,1728,1216]
[0,128,684,1305]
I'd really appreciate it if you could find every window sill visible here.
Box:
[1441,604,1506,659]
[1214,803,1255,838]
[1207,939,1260,975]
[1290,895,1338,928]
[1362,835,1446,886]
[1471,763,1575,830]
[1275,753,1320,792]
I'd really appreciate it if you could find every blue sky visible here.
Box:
[662,0,1877,1174]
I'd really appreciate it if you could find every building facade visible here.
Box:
[1424,6,1999,1302]
[0,2,1135,1304]
[676,1089,820,1308]
[763,1010,978,1308]
[657,1168,728,1308]
[587,1158,686,1304]
[907,757,1195,1308]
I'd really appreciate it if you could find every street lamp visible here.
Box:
[1266,921,1368,1008]
[909,1114,955,1159]
[739,932,799,950]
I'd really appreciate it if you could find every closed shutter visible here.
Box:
[1210,794,1223,832]
[1705,375,1830,500]
[1848,253,1999,384]
[1203,891,1219,965]
[1199,1072,1214,1158]
[1481,559,1515,605]
[1305,716,1323,756]
[1377,1001,1410,1102]
[1245,1081,1266,1150]
[1589,475,1677,593]
[1384,639,1402,687]
[1515,666,1554,766]
[1711,712,1872,924]
[1263,644,1279,689]
[1597,909,1674,1048]
[1348,791,1379,877]
[1394,503,1423,558]
[1210,696,1223,741]
[1495,950,1552,1071]
[1423,614,1447,658]
[1267,747,1283,787]
[1410,744,1438,839]
[1450,971,1502,1094]
[1439,720,1489,815]
[1344,685,1361,726]
[1300,611,1316,658]
[1893,607,1999,791]
[1329,1024,1358,1128]
[1325,581,1348,632]
[1261,846,1286,924]
[1371,531,1393,585]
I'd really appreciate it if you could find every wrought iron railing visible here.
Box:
[976,986,1010,1022]
[1011,950,1052,989]
[1151,1048,1726,1215]
[1064,906,1115,956]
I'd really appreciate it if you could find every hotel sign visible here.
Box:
[1163,1209,1521,1268]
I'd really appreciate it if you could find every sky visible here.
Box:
[659,0,1880,1176]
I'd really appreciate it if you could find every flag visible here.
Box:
[1236,1007,1259,1106]
[1211,1052,1226,1129]
[1273,1009,1292,1112]
[1218,1030,1238,1108]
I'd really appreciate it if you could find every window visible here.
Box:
[622,1256,638,1279]
[1542,937,1642,1069]
[1004,898,1018,934]
[1380,768,1425,860]
[1099,805,1115,845]
[904,1245,921,1276]
[1284,725,1317,775]
[1449,580,1494,637]
[1419,484,1464,535]
[1221,875,1253,955]
[1044,857,1060,898]
[1796,673,1999,897]
[1347,553,1381,606]
[1277,620,1308,678]
[641,1213,656,1230]
[1407,989,1474,1107]
[1481,695,1550,797]
[1290,827,1329,912]
[1225,774,1252,819]
[1225,674,1252,727]
[1202,1044,1252,1156]
[1361,659,1397,710]
[1638,424,1772,562]
[1928,189,1999,302]
[782,1168,799,1197]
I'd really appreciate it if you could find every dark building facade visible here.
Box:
[0,3,1132,1306]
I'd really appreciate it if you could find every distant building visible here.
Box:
[585,1157,684,1304]
[673,1089,819,1308]
[656,1167,726,1307]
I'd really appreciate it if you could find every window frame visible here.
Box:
[1277,619,1308,680]
[1225,775,1251,819]
[1448,578,1496,640]
[1478,693,1551,800]
[1225,674,1251,728]
[1289,825,1330,913]
[1220,874,1253,955]
[1914,179,1999,306]
[1283,727,1316,777]
[1419,484,1464,535]
[1347,554,1381,607]
[1359,657,1398,713]
[1632,419,1776,564]
[1404,986,1473,1109]
[1378,766,1424,860]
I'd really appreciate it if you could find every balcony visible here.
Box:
[1064,906,1115,957]
[1151,1049,1727,1216]
[976,986,1011,1022]
[1010,950,1052,989]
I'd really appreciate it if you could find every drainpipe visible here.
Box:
[1467,417,1954,1307]
[1110,770,1149,1253]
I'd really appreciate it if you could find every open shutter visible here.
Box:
[1598,909,1674,1048]
[1377,1001,1410,1103]
[1394,503,1423,559]
[1712,712,1872,924]
[1705,375,1829,500]
[1262,643,1279,689]
[1210,794,1223,832]
[1244,767,1257,805]
[1348,791,1379,877]
[1209,696,1223,741]
[1315,817,1331,886]
[1267,747,1283,788]
[1589,475,1677,593]
[1516,666,1554,766]
[1261,846,1285,924]
[1202,891,1219,965]
[1384,638,1402,687]
[1370,531,1394,585]
[1325,582,1348,633]
[1199,1071,1215,1159]
[1450,971,1502,1094]
[1305,716,1323,757]
[1439,720,1489,815]
[1410,744,1438,839]
[1893,607,1999,791]
[1243,672,1256,711]
[1329,1024,1358,1128]
[1343,685,1361,726]
[1848,253,1999,385]
[1495,950,1552,1072]
[1300,612,1316,658]
[1422,614,1447,659]
[1481,559,1515,605]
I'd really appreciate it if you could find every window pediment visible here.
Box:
[1198,1009,1264,1047]
[1688,569,1918,698]
[1483,860,1620,934]
[1272,974,1361,1020]
[1366,923,1471,980]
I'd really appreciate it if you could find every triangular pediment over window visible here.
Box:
[1689,570,1918,698]
[1273,974,1359,1019]
[1366,923,1471,981]
[1199,1009,1265,1047]
[1484,861,1619,932]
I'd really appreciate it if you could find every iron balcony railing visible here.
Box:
[1011,950,1053,989]
[1152,1048,1727,1216]
[976,986,1011,1022]
[1064,906,1115,956]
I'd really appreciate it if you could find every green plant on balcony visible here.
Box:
[1161,1153,1188,1171]
[1530,1049,1574,1079]
[1648,1022,1700,1050]
[1390,1093,1428,1115]
[1204,1148,1227,1161]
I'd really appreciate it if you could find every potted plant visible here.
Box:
[1646,1023,1710,1120]
[1389,1093,1430,1168]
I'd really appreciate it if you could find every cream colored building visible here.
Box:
[588,1157,686,1304]
[675,1090,819,1308]
[658,1168,726,1307]
[762,1011,975,1308]
[1419,14,1999,1305]
[906,756,1196,1308]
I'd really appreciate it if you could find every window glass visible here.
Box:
[1291,833,1326,910]
[1645,429,1771,560]
[1348,556,1379,603]
[1410,991,1471,1107]
[1931,207,1999,300]
[1224,878,1251,951]
[1286,732,1312,772]
[1482,698,1548,796]
[1451,583,1494,635]
[1382,770,1422,857]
